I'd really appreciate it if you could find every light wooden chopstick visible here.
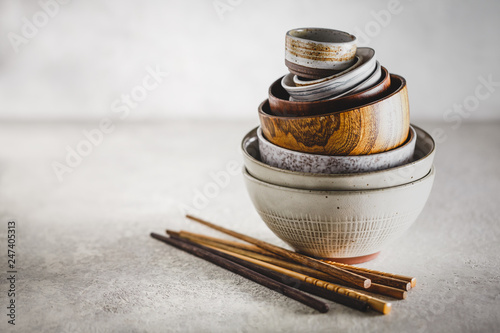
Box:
[185,214,371,289]
[193,238,392,314]
[168,230,407,300]
[322,260,416,288]
[176,228,415,292]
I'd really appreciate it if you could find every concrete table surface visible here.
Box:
[0,120,499,332]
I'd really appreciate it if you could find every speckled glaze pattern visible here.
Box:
[268,66,391,117]
[257,125,416,174]
[285,28,357,71]
[282,48,376,102]
[240,125,436,190]
[243,166,436,259]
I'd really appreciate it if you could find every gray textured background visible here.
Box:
[0,121,499,332]
[0,0,499,121]
[0,0,499,332]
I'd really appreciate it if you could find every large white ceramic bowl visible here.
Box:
[243,166,435,262]
[257,125,416,174]
[241,125,436,191]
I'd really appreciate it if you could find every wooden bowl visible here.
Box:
[259,74,410,156]
[269,66,391,117]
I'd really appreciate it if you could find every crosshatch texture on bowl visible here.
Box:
[242,167,435,259]
[257,209,423,258]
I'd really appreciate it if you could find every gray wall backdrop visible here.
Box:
[0,0,499,122]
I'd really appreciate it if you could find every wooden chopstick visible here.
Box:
[323,260,416,288]
[171,231,406,300]
[332,266,411,291]
[175,228,412,293]
[173,230,281,258]
[150,232,329,313]
[187,237,391,315]
[169,234,370,312]
[185,215,371,289]
[174,230,416,290]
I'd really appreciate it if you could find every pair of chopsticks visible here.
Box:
[151,215,416,315]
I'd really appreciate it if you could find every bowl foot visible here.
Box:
[321,251,381,265]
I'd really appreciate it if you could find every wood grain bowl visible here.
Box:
[259,74,410,156]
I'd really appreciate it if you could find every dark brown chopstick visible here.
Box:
[186,214,371,289]
[168,233,370,312]
[150,232,329,313]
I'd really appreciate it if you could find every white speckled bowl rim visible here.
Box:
[241,124,436,190]
[257,124,416,174]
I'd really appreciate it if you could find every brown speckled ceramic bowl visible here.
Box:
[285,28,357,79]
[269,65,391,117]
[257,126,416,174]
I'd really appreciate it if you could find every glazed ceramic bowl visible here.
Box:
[282,48,376,101]
[243,166,435,263]
[269,66,391,117]
[241,125,435,190]
[285,28,357,79]
[257,125,416,174]
[260,74,410,156]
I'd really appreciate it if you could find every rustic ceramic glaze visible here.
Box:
[269,66,391,117]
[285,28,357,79]
[241,125,435,190]
[260,74,410,156]
[242,166,435,261]
[257,125,415,174]
[282,48,376,101]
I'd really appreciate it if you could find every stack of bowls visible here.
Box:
[241,28,436,264]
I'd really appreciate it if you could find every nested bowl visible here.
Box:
[269,65,391,117]
[243,166,435,262]
[257,125,416,174]
[259,74,410,156]
[285,28,357,79]
[282,48,377,102]
[241,125,435,191]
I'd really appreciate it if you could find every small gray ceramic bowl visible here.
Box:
[285,28,357,71]
[241,124,436,191]
[282,48,376,101]
[258,125,416,174]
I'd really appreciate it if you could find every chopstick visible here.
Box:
[175,230,282,258]
[185,214,371,289]
[176,234,391,315]
[173,228,412,295]
[168,233,370,312]
[322,260,416,288]
[168,230,407,300]
[150,232,329,313]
